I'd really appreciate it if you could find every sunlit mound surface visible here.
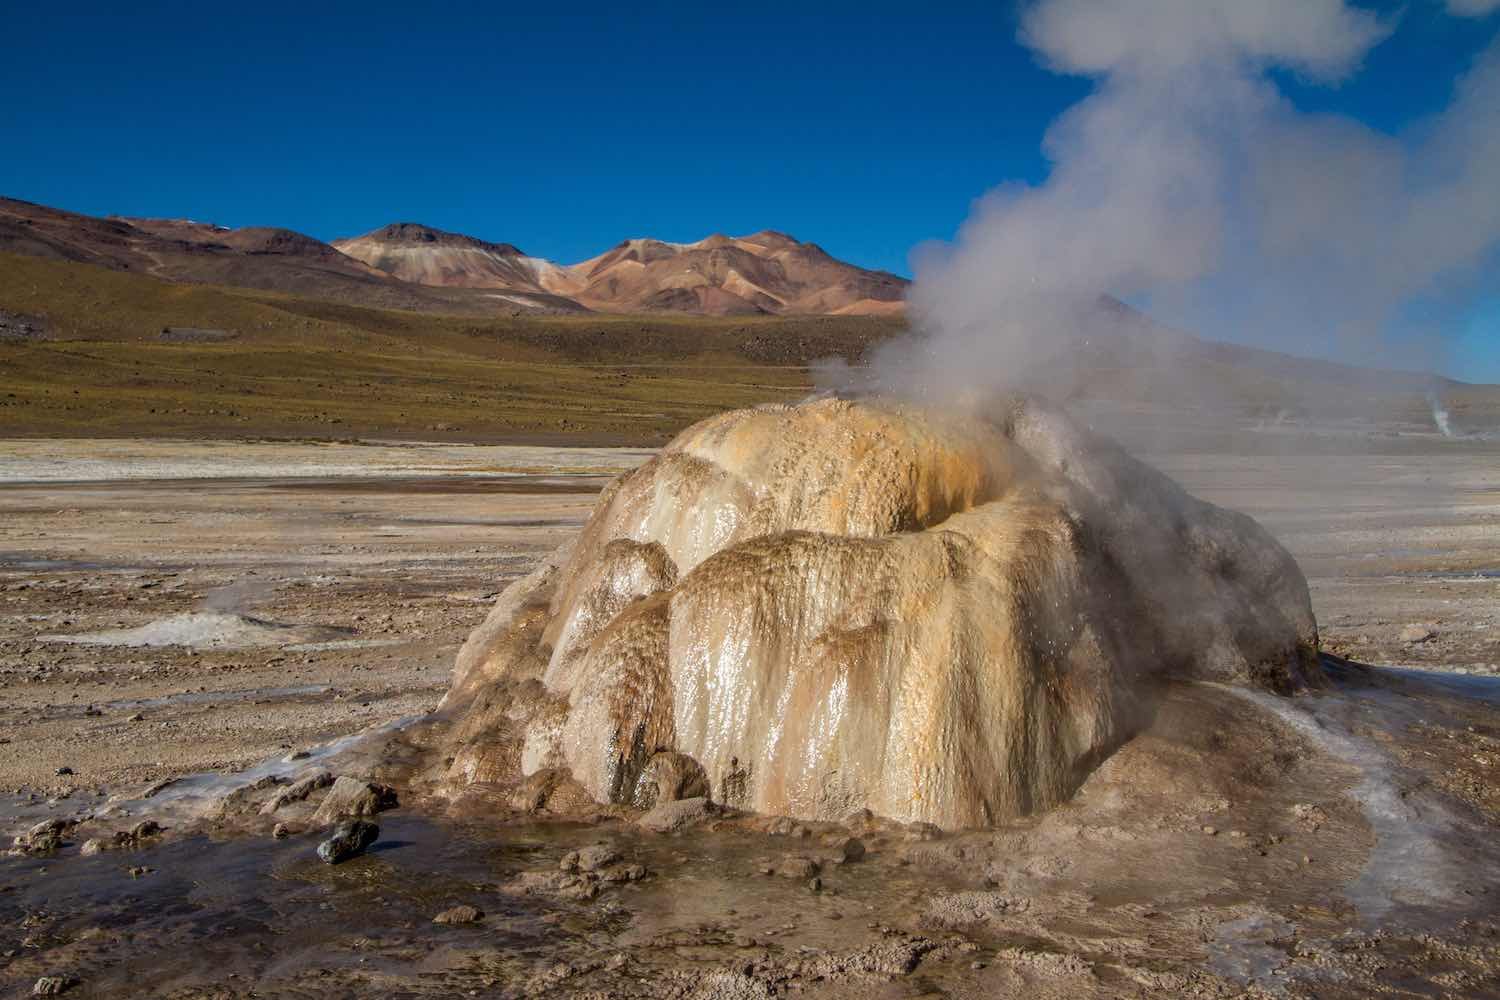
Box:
[435,396,1321,829]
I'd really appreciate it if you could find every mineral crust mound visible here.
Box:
[434,396,1320,829]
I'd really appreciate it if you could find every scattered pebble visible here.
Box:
[1399,624,1437,644]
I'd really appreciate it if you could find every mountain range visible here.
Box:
[0,197,907,317]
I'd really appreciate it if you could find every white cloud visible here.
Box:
[1446,0,1500,18]
[1021,0,1390,80]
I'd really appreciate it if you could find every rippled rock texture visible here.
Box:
[436,396,1320,828]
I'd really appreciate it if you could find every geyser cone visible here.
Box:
[436,396,1320,828]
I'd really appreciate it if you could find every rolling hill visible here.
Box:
[333,225,909,317]
[2,197,909,318]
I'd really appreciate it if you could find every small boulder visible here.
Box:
[831,836,866,863]
[316,819,379,864]
[433,904,484,925]
[777,856,820,879]
[636,796,717,834]
[631,752,710,810]
[561,844,621,873]
[311,776,398,824]
[259,772,333,815]
[32,976,75,996]
[505,768,599,816]
[12,819,69,854]
[1400,624,1437,644]
[272,823,291,840]
[597,862,648,883]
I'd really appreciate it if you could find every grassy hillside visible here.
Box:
[5,251,1496,446]
[0,253,898,443]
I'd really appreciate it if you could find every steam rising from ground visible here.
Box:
[434,397,1319,828]
[848,0,1500,400]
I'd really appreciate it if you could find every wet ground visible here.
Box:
[2,435,1499,998]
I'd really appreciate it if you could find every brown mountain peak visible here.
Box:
[352,222,526,257]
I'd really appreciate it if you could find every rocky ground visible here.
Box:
[0,441,646,793]
[1,433,1499,998]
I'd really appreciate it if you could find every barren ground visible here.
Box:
[2,431,1499,998]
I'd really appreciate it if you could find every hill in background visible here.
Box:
[2,197,908,319]
[2,196,1495,447]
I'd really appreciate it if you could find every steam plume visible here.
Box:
[851,0,1500,402]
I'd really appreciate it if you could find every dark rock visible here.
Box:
[316,819,379,864]
[159,327,239,343]
[832,836,866,863]
[0,310,48,341]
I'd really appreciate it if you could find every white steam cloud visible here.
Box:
[1448,0,1500,18]
[852,0,1500,403]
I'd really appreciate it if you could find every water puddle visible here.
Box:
[1409,569,1500,581]
[1222,681,1500,925]
[0,805,972,997]
[1376,665,1500,705]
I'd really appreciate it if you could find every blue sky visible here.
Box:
[2,1,1496,378]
